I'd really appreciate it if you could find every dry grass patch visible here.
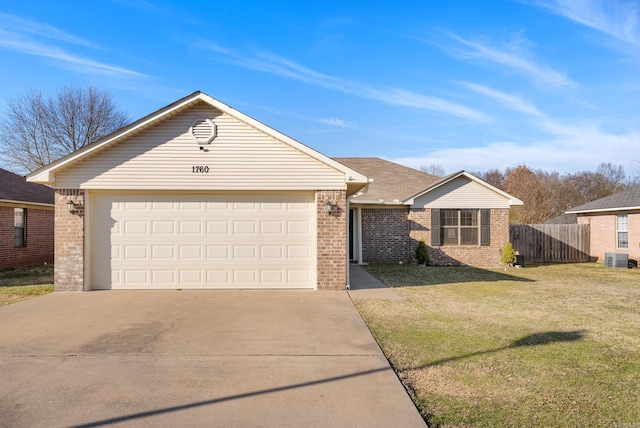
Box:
[0,265,54,306]
[356,263,640,427]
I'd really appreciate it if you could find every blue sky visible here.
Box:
[1,0,640,176]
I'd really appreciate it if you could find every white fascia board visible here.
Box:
[566,206,640,214]
[0,199,54,208]
[348,200,411,205]
[403,171,524,206]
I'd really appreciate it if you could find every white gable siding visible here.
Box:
[55,103,345,190]
[412,176,510,209]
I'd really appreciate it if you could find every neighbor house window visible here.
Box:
[617,214,628,249]
[14,208,25,247]
[431,209,490,246]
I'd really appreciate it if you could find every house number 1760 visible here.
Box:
[192,166,210,173]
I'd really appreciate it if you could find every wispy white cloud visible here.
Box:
[318,117,355,128]
[0,13,99,48]
[0,14,146,79]
[444,33,577,89]
[535,0,640,47]
[197,42,489,122]
[461,82,543,117]
[0,30,146,78]
[360,86,490,121]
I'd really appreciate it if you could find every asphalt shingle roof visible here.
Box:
[333,157,440,204]
[566,186,640,213]
[0,168,54,205]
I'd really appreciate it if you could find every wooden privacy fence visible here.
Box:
[509,224,591,263]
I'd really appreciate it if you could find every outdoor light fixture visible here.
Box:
[325,200,333,214]
[324,201,335,214]
[67,199,75,214]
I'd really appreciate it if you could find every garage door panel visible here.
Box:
[288,245,310,259]
[261,221,282,234]
[233,221,256,234]
[179,201,202,210]
[152,201,175,210]
[152,270,175,283]
[124,201,147,211]
[288,221,310,234]
[207,245,229,259]
[152,221,175,234]
[180,221,202,234]
[261,245,283,259]
[179,270,203,283]
[207,221,229,234]
[125,270,148,284]
[91,192,316,289]
[125,246,148,259]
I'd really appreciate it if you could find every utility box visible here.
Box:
[605,252,628,268]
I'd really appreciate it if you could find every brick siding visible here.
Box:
[360,207,510,267]
[54,190,85,291]
[361,208,410,263]
[0,205,54,269]
[316,190,347,290]
[578,211,640,262]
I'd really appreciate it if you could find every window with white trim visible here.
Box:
[14,208,25,248]
[617,214,628,249]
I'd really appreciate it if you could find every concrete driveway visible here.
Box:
[0,290,425,427]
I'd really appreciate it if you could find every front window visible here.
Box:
[441,209,479,246]
[14,208,25,247]
[617,214,628,249]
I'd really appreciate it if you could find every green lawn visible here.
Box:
[356,263,640,427]
[0,265,54,306]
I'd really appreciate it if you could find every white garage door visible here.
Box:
[89,192,316,290]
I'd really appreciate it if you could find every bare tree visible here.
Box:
[420,163,445,176]
[473,168,505,189]
[475,162,632,224]
[0,85,129,173]
[631,160,640,182]
[504,165,554,224]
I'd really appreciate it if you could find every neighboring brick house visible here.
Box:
[565,187,640,264]
[0,168,54,269]
[334,158,523,267]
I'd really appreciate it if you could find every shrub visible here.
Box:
[415,240,430,265]
[501,242,517,265]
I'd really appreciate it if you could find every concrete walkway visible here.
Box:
[0,289,424,427]
[348,264,403,300]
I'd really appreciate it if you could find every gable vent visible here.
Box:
[190,119,217,145]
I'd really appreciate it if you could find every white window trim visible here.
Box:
[616,213,628,249]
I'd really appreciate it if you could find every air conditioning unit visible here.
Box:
[605,252,628,268]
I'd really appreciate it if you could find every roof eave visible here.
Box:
[0,199,54,208]
[348,199,410,205]
[566,206,640,215]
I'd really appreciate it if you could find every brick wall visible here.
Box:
[54,190,85,291]
[0,205,54,269]
[361,208,410,263]
[316,190,347,290]
[360,207,510,267]
[578,212,640,262]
